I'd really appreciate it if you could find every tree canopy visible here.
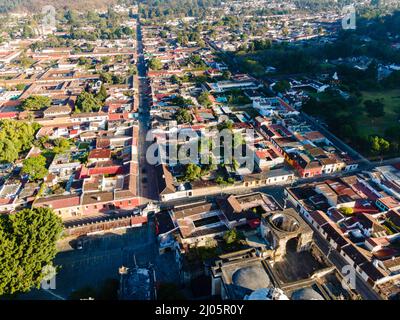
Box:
[0,207,63,296]
[222,70,231,80]
[149,57,163,71]
[75,91,101,113]
[183,163,202,181]
[21,95,52,111]
[217,120,233,131]
[175,108,192,124]
[364,99,385,118]
[22,155,48,181]
[223,229,238,245]
[52,138,71,154]
[273,80,291,93]
[339,207,354,216]
[171,95,193,107]
[96,84,108,102]
[370,136,390,155]
[0,120,39,163]
[197,91,212,107]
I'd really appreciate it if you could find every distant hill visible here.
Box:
[0,0,118,13]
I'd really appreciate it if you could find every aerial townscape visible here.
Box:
[1,0,400,304]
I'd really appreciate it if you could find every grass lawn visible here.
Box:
[357,89,400,137]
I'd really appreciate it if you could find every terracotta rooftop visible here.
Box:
[82,191,114,205]
[88,149,111,160]
[377,196,400,210]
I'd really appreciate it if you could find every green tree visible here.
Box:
[233,133,244,149]
[129,65,138,75]
[99,72,113,84]
[197,91,212,107]
[194,75,208,85]
[190,54,202,65]
[19,54,35,68]
[222,70,231,80]
[112,74,125,85]
[364,99,385,118]
[15,84,26,91]
[78,57,90,66]
[170,75,181,84]
[223,229,238,245]
[175,108,192,124]
[75,91,101,113]
[0,139,18,163]
[183,163,202,181]
[0,120,38,163]
[232,158,240,171]
[53,138,71,154]
[203,156,217,173]
[160,30,168,38]
[171,95,193,107]
[273,80,291,93]
[35,135,50,150]
[22,24,34,38]
[149,57,163,70]
[217,120,233,131]
[101,56,110,65]
[22,96,52,111]
[370,136,390,155]
[339,207,354,216]
[0,207,63,296]
[22,155,48,181]
[215,176,225,185]
[96,84,108,102]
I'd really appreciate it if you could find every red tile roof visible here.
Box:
[88,149,111,160]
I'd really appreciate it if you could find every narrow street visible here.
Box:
[135,16,158,204]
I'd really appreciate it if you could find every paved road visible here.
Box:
[135,18,159,203]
